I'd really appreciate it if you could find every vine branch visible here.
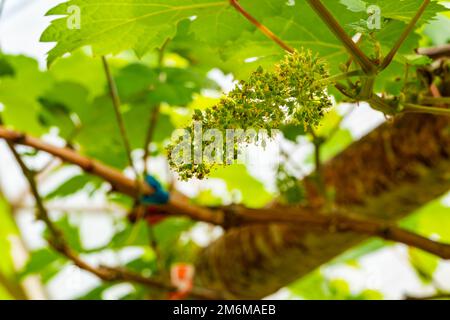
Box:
[230,0,294,53]
[417,44,450,60]
[406,293,450,300]
[0,126,222,224]
[102,56,140,185]
[229,207,450,260]
[380,0,431,70]
[305,0,376,74]
[3,127,450,260]
[309,129,326,197]
[7,139,221,300]
[0,126,153,197]
[419,96,450,106]
[402,103,450,117]
[143,39,170,176]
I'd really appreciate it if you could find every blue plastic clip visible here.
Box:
[141,175,170,205]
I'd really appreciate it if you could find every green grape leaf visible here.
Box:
[76,284,113,300]
[340,0,368,12]
[41,0,221,64]
[0,55,54,134]
[401,198,450,242]
[192,189,224,207]
[50,215,85,253]
[210,164,272,208]
[0,57,15,77]
[409,248,439,283]
[153,217,194,251]
[290,270,384,300]
[422,12,450,46]
[372,0,443,23]
[307,129,354,164]
[49,50,106,98]
[331,239,387,265]
[44,174,102,200]
[400,198,450,283]
[110,220,152,248]
[281,124,306,142]
[19,248,62,279]
[116,63,217,106]
[41,0,289,65]
[0,196,20,285]
[321,129,354,162]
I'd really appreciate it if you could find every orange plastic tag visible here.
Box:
[169,263,195,300]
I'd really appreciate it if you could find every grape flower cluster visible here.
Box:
[168,49,332,180]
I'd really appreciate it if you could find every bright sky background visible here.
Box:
[0,0,449,300]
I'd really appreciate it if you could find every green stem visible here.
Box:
[305,0,376,75]
[403,103,450,117]
[368,95,396,114]
[102,56,137,176]
[143,39,170,176]
[380,0,431,70]
[316,70,365,85]
[230,0,294,53]
[420,96,450,106]
[6,142,61,239]
[0,271,27,300]
[356,77,376,100]
[309,129,326,197]
[7,136,221,299]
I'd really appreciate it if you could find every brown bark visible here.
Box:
[195,113,450,299]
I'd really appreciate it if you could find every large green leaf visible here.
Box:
[210,164,272,208]
[0,196,20,298]
[0,55,53,134]
[290,270,383,300]
[41,0,220,64]
[41,0,283,65]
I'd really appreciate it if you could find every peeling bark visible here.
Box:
[195,113,450,299]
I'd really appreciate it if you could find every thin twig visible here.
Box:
[7,143,60,237]
[406,293,450,300]
[380,0,431,70]
[419,96,450,106]
[0,270,27,300]
[417,44,450,60]
[316,70,366,86]
[102,56,140,184]
[0,126,153,197]
[0,125,223,224]
[305,0,376,74]
[143,39,170,176]
[143,106,161,176]
[232,207,450,260]
[309,129,326,197]
[13,204,122,214]
[8,141,221,300]
[403,103,450,117]
[230,0,294,53]
[5,127,450,261]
